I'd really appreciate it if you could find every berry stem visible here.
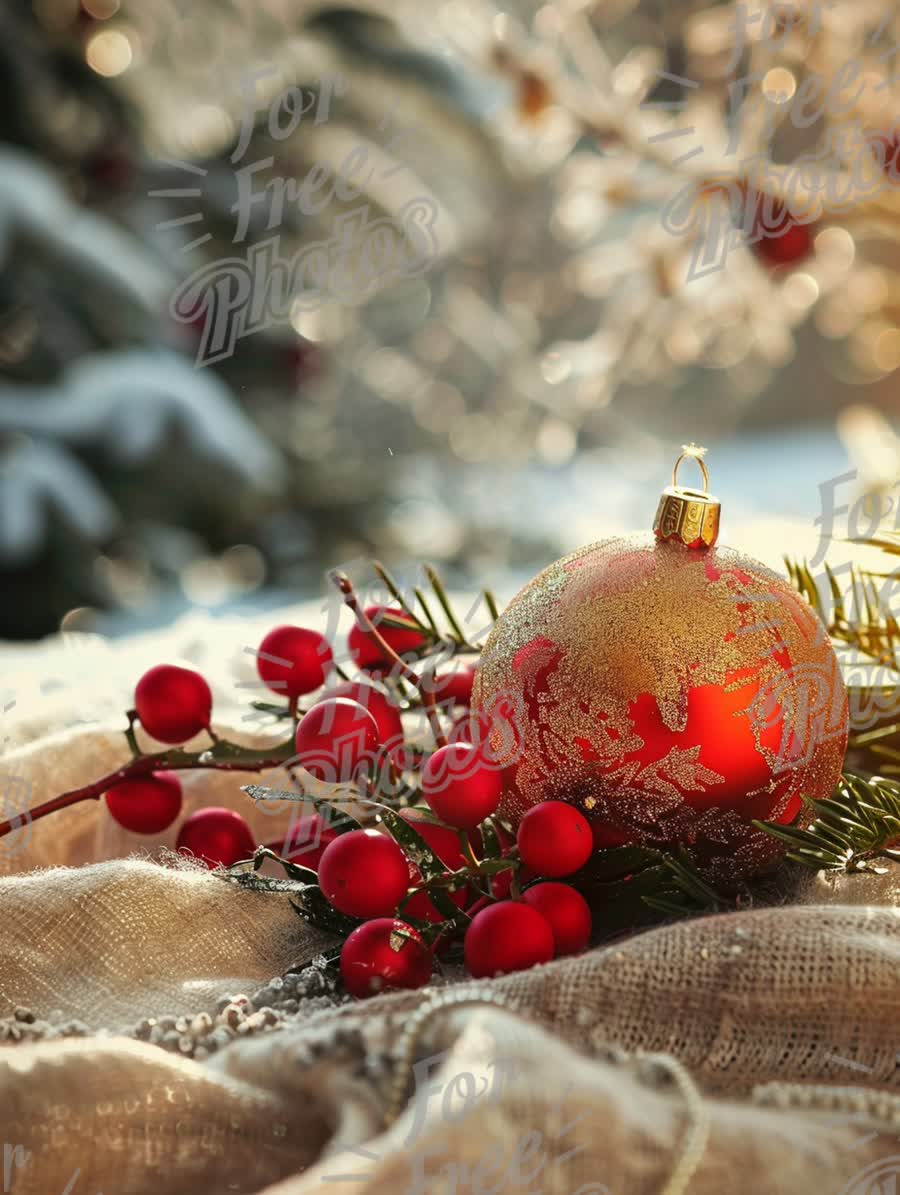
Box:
[329,570,448,749]
[0,737,296,840]
[459,833,481,872]
[124,710,141,759]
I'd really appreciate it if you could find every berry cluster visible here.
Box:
[14,576,596,998]
[314,796,593,997]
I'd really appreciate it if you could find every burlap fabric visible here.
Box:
[1,607,899,1195]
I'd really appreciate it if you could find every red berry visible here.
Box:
[485,862,536,900]
[348,606,427,674]
[464,901,554,978]
[294,697,379,783]
[427,665,477,707]
[449,713,476,745]
[104,771,183,835]
[135,664,212,744]
[176,807,255,868]
[329,681,405,762]
[402,810,467,864]
[870,129,900,179]
[753,219,813,267]
[521,882,592,956]
[400,809,469,922]
[516,801,593,878]
[318,829,409,918]
[421,743,502,830]
[256,625,333,698]
[287,338,324,384]
[340,918,432,998]
[448,708,495,750]
[746,191,813,267]
[265,812,339,870]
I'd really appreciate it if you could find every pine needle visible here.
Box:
[756,773,900,873]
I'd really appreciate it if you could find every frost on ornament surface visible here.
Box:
[473,530,848,884]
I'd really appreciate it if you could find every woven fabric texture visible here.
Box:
[1,606,898,1195]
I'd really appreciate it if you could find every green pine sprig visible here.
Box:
[574,844,735,927]
[369,559,497,656]
[783,556,900,669]
[755,773,900,873]
[784,550,900,758]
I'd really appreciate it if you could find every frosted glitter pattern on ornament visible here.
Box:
[473,532,848,882]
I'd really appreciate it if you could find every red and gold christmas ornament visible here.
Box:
[473,447,849,882]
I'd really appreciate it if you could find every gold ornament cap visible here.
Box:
[653,444,720,549]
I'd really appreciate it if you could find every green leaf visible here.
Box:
[306,797,363,834]
[290,890,358,936]
[478,858,516,875]
[580,845,665,883]
[378,807,465,922]
[269,856,321,885]
[236,845,318,884]
[378,810,445,882]
[241,784,363,835]
[477,817,503,861]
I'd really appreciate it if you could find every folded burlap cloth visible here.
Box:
[1,608,899,1195]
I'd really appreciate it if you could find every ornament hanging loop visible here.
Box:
[654,445,720,550]
[672,444,710,495]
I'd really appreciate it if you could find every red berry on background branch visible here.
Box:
[176,807,256,868]
[340,918,433,998]
[516,801,593,878]
[464,901,555,978]
[256,625,333,698]
[265,812,339,871]
[318,829,409,918]
[134,664,213,744]
[521,882,592,956]
[426,665,477,708]
[348,605,427,674]
[448,713,478,745]
[294,697,379,783]
[104,771,183,835]
[448,707,500,751]
[329,681,405,760]
[421,743,502,829]
[869,129,900,180]
[753,219,813,267]
[745,190,814,268]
